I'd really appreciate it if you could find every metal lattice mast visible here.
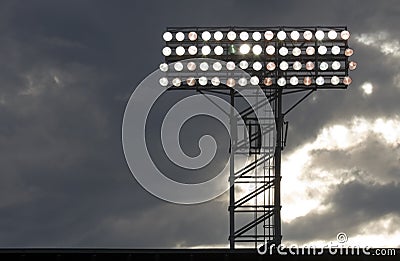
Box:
[161,26,356,249]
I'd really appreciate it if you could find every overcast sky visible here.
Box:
[0,0,399,248]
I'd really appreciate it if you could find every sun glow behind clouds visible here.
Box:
[361,82,373,95]
[282,116,400,223]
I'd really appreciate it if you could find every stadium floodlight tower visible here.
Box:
[160,26,356,250]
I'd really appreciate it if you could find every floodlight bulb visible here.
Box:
[187,62,196,71]
[263,77,273,86]
[341,30,350,40]
[187,77,196,86]
[277,77,286,86]
[174,62,183,72]
[265,45,275,55]
[252,32,262,41]
[293,61,302,71]
[277,31,286,40]
[332,61,341,70]
[304,76,312,86]
[264,31,274,40]
[214,46,224,55]
[214,31,223,41]
[227,31,237,41]
[343,76,352,85]
[226,78,236,87]
[279,47,288,56]
[252,45,262,55]
[239,44,251,54]
[279,61,289,71]
[315,30,325,41]
[316,76,325,86]
[306,61,315,70]
[163,32,173,42]
[239,60,249,69]
[211,77,220,86]
[318,45,327,55]
[240,31,249,41]
[349,61,357,70]
[328,30,337,40]
[303,30,313,40]
[213,62,222,71]
[226,61,236,71]
[292,47,301,56]
[162,46,172,56]
[176,32,185,41]
[159,77,168,87]
[188,46,197,55]
[228,45,237,54]
[250,76,259,85]
[238,77,248,87]
[188,32,197,41]
[159,63,168,72]
[331,76,340,85]
[176,46,185,56]
[252,61,262,71]
[202,31,211,41]
[266,62,276,71]
[201,45,211,55]
[199,76,208,86]
[320,61,328,71]
[290,76,299,86]
[291,31,300,40]
[331,45,340,55]
[200,62,209,71]
[345,48,354,57]
[172,78,181,87]
[306,46,315,55]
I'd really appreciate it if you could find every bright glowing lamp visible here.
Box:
[239,60,249,69]
[159,77,168,86]
[252,32,262,41]
[252,45,262,55]
[252,61,262,71]
[277,77,286,86]
[163,32,173,41]
[239,44,251,54]
[176,32,185,41]
[277,31,286,40]
[188,46,197,55]
[214,31,223,41]
[201,31,211,41]
[240,31,249,41]
[162,47,172,56]
[250,76,259,85]
[174,62,183,71]
[214,46,224,55]
[199,62,209,71]
[176,46,185,56]
[201,45,211,55]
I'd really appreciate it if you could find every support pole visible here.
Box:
[274,88,283,245]
[229,89,235,250]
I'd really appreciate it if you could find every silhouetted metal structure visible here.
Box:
[162,26,355,249]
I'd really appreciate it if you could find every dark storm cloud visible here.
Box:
[0,0,399,248]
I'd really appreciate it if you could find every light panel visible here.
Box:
[161,26,356,89]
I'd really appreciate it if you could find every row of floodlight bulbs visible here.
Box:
[159,75,352,88]
[163,30,350,42]
[162,44,354,57]
[160,60,357,72]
